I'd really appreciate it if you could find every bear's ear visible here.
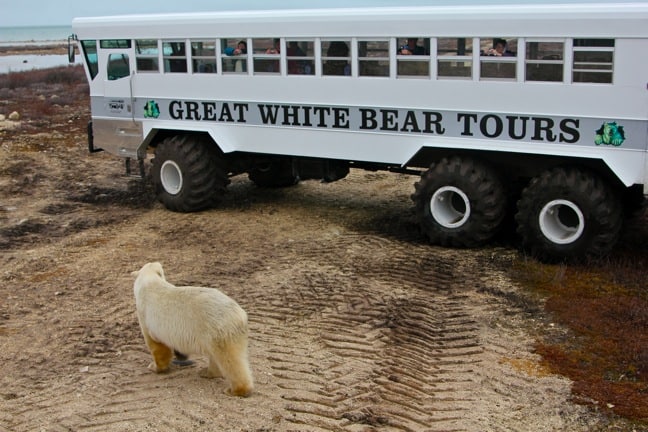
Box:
[151,262,165,280]
[131,270,139,278]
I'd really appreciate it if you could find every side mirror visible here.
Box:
[68,34,77,63]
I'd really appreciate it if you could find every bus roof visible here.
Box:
[72,3,648,39]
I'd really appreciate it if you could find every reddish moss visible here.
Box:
[513,211,648,422]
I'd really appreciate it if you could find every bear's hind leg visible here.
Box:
[142,331,173,373]
[199,358,223,379]
[213,339,253,397]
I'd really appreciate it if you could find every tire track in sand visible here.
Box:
[245,229,495,431]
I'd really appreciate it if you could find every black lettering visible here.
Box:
[302,106,313,127]
[423,111,445,134]
[457,113,477,136]
[332,108,350,129]
[507,116,529,140]
[185,101,201,121]
[218,103,233,122]
[169,100,183,120]
[202,102,217,121]
[312,106,331,127]
[480,114,503,138]
[360,109,378,130]
[532,117,557,142]
[233,103,249,123]
[282,105,301,126]
[380,109,399,131]
[400,110,421,133]
[559,119,580,143]
[258,104,281,124]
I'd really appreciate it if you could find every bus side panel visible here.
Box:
[92,118,144,158]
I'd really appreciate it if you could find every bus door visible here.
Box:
[93,44,143,158]
[99,47,134,119]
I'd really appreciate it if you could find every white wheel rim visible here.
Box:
[430,186,470,228]
[160,160,183,195]
[539,199,585,244]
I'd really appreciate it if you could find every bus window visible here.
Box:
[358,40,390,77]
[480,37,516,80]
[573,39,614,84]
[526,41,563,82]
[163,41,187,73]
[191,40,217,73]
[437,38,472,79]
[136,39,159,72]
[100,40,132,49]
[286,40,314,75]
[397,37,429,78]
[107,53,130,80]
[221,38,247,73]
[80,40,98,79]
[321,40,350,76]
[253,38,281,74]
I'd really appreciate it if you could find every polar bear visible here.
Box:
[132,262,253,397]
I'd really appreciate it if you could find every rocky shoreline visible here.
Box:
[0,42,67,56]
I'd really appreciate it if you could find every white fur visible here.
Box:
[132,262,253,396]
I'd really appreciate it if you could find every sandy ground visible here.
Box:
[0,66,643,431]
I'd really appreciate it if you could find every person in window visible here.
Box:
[398,38,425,55]
[287,42,309,74]
[223,40,247,72]
[266,39,281,54]
[485,38,513,56]
[323,41,351,76]
[224,40,247,56]
[257,39,281,72]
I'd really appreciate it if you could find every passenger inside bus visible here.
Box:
[166,42,187,72]
[224,40,247,56]
[398,38,425,55]
[323,41,351,76]
[484,38,514,56]
[287,41,313,75]
[265,38,281,54]
[223,40,247,73]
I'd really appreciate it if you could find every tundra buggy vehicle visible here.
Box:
[69,2,648,261]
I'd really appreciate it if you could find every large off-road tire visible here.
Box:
[515,167,623,262]
[412,157,507,247]
[248,157,299,188]
[151,134,228,212]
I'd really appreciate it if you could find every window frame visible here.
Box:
[321,39,352,77]
[135,39,160,73]
[479,37,518,81]
[252,37,282,75]
[162,40,188,73]
[436,37,474,80]
[396,37,431,79]
[191,39,218,74]
[220,38,249,74]
[524,39,565,83]
[572,38,615,84]
[286,39,315,76]
[357,38,391,78]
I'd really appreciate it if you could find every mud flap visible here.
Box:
[87,121,103,153]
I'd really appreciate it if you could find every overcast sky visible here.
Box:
[2,0,417,27]
[0,0,628,27]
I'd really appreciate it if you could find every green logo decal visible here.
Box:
[595,122,625,146]
[144,100,160,119]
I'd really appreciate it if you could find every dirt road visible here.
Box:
[1,126,618,431]
[2,65,642,430]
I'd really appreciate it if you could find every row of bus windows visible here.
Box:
[82,37,614,84]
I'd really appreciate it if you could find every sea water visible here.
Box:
[0,25,77,74]
[0,25,72,43]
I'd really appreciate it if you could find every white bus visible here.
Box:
[69,2,648,261]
